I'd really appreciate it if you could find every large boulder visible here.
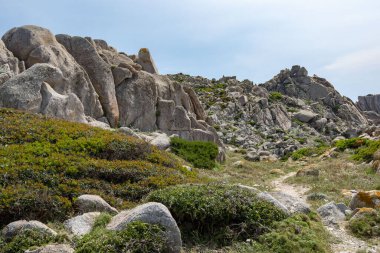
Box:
[56,34,119,127]
[2,220,57,240]
[107,202,181,253]
[25,244,74,253]
[63,212,101,236]
[2,25,103,118]
[75,194,118,214]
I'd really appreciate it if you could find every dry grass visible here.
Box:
[196,151,300,191]
[287,152,380,208]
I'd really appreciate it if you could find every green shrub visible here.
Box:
[0,109,197,227]
[349,210,380,238]
[0,229,64,253]
[75,221,167,253]
[269,92,283,101]
[229,213,330,253]
[335,138,367,151]
[335,138,380,162]
[289,146,329,161]
[146,184,287,246]
[170,137,218,169]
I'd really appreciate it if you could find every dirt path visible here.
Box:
[271,172,378,253]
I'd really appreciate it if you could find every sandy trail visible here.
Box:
[271,172,378,253]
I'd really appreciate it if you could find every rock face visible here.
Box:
[0,25,224,155]
[170,65,370,158]
[357,94,380,125]
[75,194,118,214]
[107,202,181,253]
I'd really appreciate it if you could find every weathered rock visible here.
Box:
[75,194,118,214]
[2,25,103,118]
[25,244,74,253]
[56,34,119,127]
[64,212,101,236]
[317,202,346,226]
[40,82,87,123]
[270,192,311,214]
[136,48,159,74]
[171,106,191,131]
[0,63,63,113]
[2,220,57,240]
[294,110,318,123]
[349,190,380,210]
[111,66,132,85]
[147,132,171,150]
[107,202,181,253]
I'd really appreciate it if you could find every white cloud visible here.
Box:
[324,47,380,71]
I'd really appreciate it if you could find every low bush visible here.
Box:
[349,210,380,238]
[0,229,65,253]
[335,138,380,162]
[75,221,167,253]
[269,92,283,101]
[289,145,329,161]
[0,109,197,227]
[229,213,330,253]
[170,137,219,169]
[146,184,287,246]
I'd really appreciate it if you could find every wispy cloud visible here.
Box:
[324,47,380,71]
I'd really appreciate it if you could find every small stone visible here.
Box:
[75,194,118,214]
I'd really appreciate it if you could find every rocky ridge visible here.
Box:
[0,25,224,159]
[170,65,376,159]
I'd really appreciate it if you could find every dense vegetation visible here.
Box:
[349,210,380,238]
[147,184,287,247]
[0,109,197,226]
[170,137,219,169]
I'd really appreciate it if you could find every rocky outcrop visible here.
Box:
[357,94,380,125]
[2,25,103,118]
[56,34,119,127]
[171,65,370,158]
[107,202,181,253]
[0,25,224,155]
[0,63,87,123]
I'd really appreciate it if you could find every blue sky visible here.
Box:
[1,0,379,100]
